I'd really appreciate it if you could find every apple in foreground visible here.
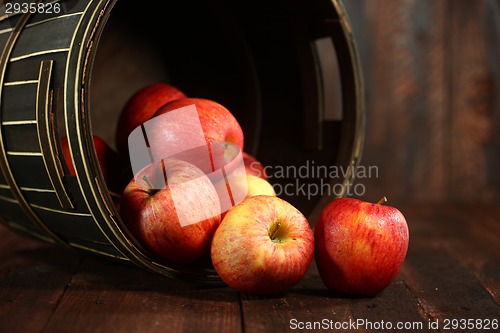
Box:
[211,195,314,294]
[120,159,221,263]
[115,83,186,153]
[242,152,268,180]
[314,197,409,296]
[153,98,244,150]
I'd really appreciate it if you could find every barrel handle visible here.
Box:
[36,60,74,209]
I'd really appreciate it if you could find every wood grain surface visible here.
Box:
[0,204,498,333]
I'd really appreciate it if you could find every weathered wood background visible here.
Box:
[343,0,500,204]
[87,0,500,206]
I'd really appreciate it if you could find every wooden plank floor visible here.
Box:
[0,204,499,333]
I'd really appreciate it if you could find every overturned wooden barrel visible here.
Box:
[0,0,364,282]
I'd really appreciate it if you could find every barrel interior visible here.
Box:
[89,0,347,217]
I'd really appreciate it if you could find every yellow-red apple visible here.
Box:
[211,196,314,294]
[245,175,275,197]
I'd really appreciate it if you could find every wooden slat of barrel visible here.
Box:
[0,34,7,52]
[31,207,109,243]
[27,7,83,27]
[2,154,116,253]
[64,236,128,260]
[0,1,121,259]
[0,197,48,237]
[1,84,37,121]
[2,123,39,152]
[21,187,67,208]
[0,15,20,33]
[6,155,52,188]
[0,183,15,199]
[10,13,81,60]
[28,192,67,210]
[6,52,68,86]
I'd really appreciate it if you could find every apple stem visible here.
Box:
[269,221,281,241]
[376,197,388,205]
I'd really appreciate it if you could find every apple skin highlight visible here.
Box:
[314,197,409,296]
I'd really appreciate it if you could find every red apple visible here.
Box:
[120,159,221,263]
[127,101,248,218]
[314,197,409,296]
[153,98,244,150]
[115,83,186,153]
[243,151,268,180]
[128,98,244,189]
[211,195,314,294]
